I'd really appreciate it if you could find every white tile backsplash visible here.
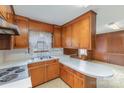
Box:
[0,48,63,63]
[31,48,63,58]
[0,49,31,63]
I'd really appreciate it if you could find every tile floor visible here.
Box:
[36,78,70,88]
[36,61,124,88]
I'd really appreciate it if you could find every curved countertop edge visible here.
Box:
[59,61,114,79]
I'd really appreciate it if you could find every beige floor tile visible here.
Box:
[36,78,70,88]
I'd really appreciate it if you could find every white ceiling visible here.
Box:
[13,5,124,34]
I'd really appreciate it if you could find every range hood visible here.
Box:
[0,17,20,35]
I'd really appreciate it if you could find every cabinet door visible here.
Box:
[60,64,74,87]
[62,27,66,47]
[60,65,67,82]
[0,5,14,23]
[46,61,59,81]
[66,70,74,87]
[74,75,84,88]
[71,21,80,48]
[14,17,29,48]
[53,26,62,48]
[65,25,72,48]
[79,17,90,49]
[28,64,45,87]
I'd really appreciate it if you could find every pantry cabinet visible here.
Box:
[28,59,59,87]
[62,11,96,50]
[53,26,62,48]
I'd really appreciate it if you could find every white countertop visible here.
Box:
[0,55,114,79]
[0,77,32,88]
[0,55,114,88]
[0,57,58,69]
[59,56,114,79]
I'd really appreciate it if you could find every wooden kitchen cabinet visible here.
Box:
[73,76,84,88]
[62,11,96,49]
[29,19,53,32]
[66,68,74,87]
[46,60,59,81]
[60,63,96,88]
[60,64,74,87]
[66,25,72,48]
[28,62,46,87]
[0,5,14,23]
[60,64,67,82]
[71,21,80,48]
[53,26,62,48]
[14,16,29,49]
[28,59,60,87]
[79,16,90,49]
[62,26,67,47]
[62,25,72,48]
[73,72,84,88]
[80,11,96,50]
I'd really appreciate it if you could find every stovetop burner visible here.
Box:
[0,65,29,86]
[0,71,9,77]
[15,69,25,73]
[0,74,18,82]
[6,67,20,71]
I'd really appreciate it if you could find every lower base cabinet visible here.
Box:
[28,62,45,87]
[28,60,96,88]
[60,63,96,88]
[46,60,59,81]
[73,75,84,88]
[28,59,59,87]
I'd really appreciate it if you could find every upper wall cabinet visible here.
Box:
[14,16,29,49]
[62,25,72,48]
[0,5,14,23]
[62,11,96,50]
[29,20,53,33]
[71,21,80,48]
[53,25,62,48]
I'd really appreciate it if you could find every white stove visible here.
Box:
[0,65,29,86]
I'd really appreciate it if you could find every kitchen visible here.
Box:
[0,5,124,88]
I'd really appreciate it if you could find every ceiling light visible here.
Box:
[106,22,120,30]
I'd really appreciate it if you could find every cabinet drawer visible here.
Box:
[45,59,58,65]
[75,71,85,79]
[28,62,45,68]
